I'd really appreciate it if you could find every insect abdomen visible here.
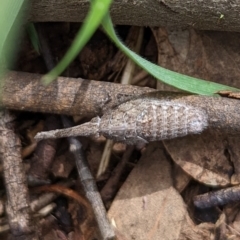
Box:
[99,98,208,144]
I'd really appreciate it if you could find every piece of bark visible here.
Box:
[2,71,155,118]
[108,142,212,239]
[0,111,38,239]
[30,0,240,32]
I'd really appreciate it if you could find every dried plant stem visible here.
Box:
[194,185,240,209]
[97,140,114,178]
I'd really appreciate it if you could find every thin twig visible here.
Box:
[97,140,114,179]
[194,185,240,209]
[62,116,115,240]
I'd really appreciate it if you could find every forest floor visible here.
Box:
[1,23,240,239]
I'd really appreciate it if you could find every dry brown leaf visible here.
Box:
[108,143,212,240]
[230,209,240,237]
[223,203,240,238]
[164,130,233,186]
[173,164,192,193]
[217,90,240,99]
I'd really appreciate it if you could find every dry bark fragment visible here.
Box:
[2,71,155,118]
[29,0,240,32]
[0,111,38,239]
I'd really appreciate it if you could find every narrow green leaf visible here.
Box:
[102,14,239,95]
[27,23,40,54]
[42,0,113,84]
[0,0,27,78]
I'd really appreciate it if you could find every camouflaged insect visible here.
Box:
[35,98,208,144]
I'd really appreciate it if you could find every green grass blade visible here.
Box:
[42,0,113,84]
[27,23,40,54]
[102,14,239,95]
[0,0,27,78]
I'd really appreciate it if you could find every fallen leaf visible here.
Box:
[164,130,233,186]
[108,142,212,239]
